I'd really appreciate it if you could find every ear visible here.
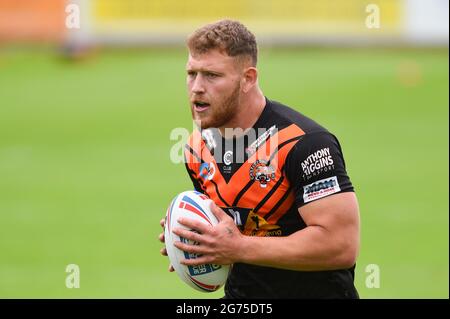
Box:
[241,67,258,93]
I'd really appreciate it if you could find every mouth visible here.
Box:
[192,101,211,113]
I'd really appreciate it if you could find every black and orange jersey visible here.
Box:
[184,98,358,299]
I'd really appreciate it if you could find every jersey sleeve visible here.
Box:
[284,131,354,208]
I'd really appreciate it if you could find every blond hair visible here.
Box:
[187,19,258,66]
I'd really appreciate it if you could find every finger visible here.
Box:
[180,256,213,267]
[160,247,167,256]
[173,240,207,255]
[158,232,165,243]
[210,201,229,222]
[172,227,203,243]
[160,218,165,228]
[177,217,210,234]
[169,265,174,272]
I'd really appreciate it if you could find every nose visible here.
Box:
[191,75,205,94]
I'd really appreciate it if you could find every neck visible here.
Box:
[219,88,266,139]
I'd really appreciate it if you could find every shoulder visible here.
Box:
[184,129,204,166]
[264,100,347,166]
[289,131,343,160]
[264,99,339,153]
[266,98,329,135]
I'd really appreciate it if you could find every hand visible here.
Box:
[172,201,244,266]
[158,217,174,272]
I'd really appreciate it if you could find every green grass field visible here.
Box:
[0,47,448,298]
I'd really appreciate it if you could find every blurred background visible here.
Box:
[0,0,448,298]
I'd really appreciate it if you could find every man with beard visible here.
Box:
[158,20,360,299]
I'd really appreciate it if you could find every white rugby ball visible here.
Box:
[164,190,230,292]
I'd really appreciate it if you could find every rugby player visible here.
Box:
[159,19,360,299]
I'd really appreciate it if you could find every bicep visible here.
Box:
[299,192,360,248]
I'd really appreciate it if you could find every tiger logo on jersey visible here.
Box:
[249,160,276,188]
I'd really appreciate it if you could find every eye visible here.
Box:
[187,71,196,78]
[205,72,219,78]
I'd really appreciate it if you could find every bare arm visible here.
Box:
[239,192,360,271]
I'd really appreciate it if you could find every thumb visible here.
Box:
[210,201,228,222]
